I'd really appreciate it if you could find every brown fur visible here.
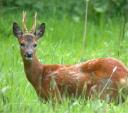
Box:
[22,55,128,101]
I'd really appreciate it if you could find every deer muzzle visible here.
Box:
[25,51,33,61]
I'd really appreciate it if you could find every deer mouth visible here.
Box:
[25,56,33,61]
[24,53,33,61]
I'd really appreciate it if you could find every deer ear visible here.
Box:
[34,23,45,39]
[13,22,23,38]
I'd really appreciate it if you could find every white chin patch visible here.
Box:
[25,57,33,61]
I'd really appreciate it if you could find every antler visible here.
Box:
[30,12,37,33]
[22,11,28,33]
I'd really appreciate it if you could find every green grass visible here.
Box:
[0,11,128,113]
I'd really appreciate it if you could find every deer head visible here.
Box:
[13,11,45,61]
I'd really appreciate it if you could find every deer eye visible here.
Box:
[33,44,37,48]
[20,43,25,47]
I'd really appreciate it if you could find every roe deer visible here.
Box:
[13,12,128,102]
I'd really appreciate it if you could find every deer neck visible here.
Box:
[21,52,43,86]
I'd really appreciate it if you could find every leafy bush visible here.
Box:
[1,0,128,19]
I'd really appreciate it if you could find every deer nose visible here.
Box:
[26,52,33,58]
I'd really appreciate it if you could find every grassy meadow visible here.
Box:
[0,11,128,113]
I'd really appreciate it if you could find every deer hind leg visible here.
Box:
[86,77,118,102]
